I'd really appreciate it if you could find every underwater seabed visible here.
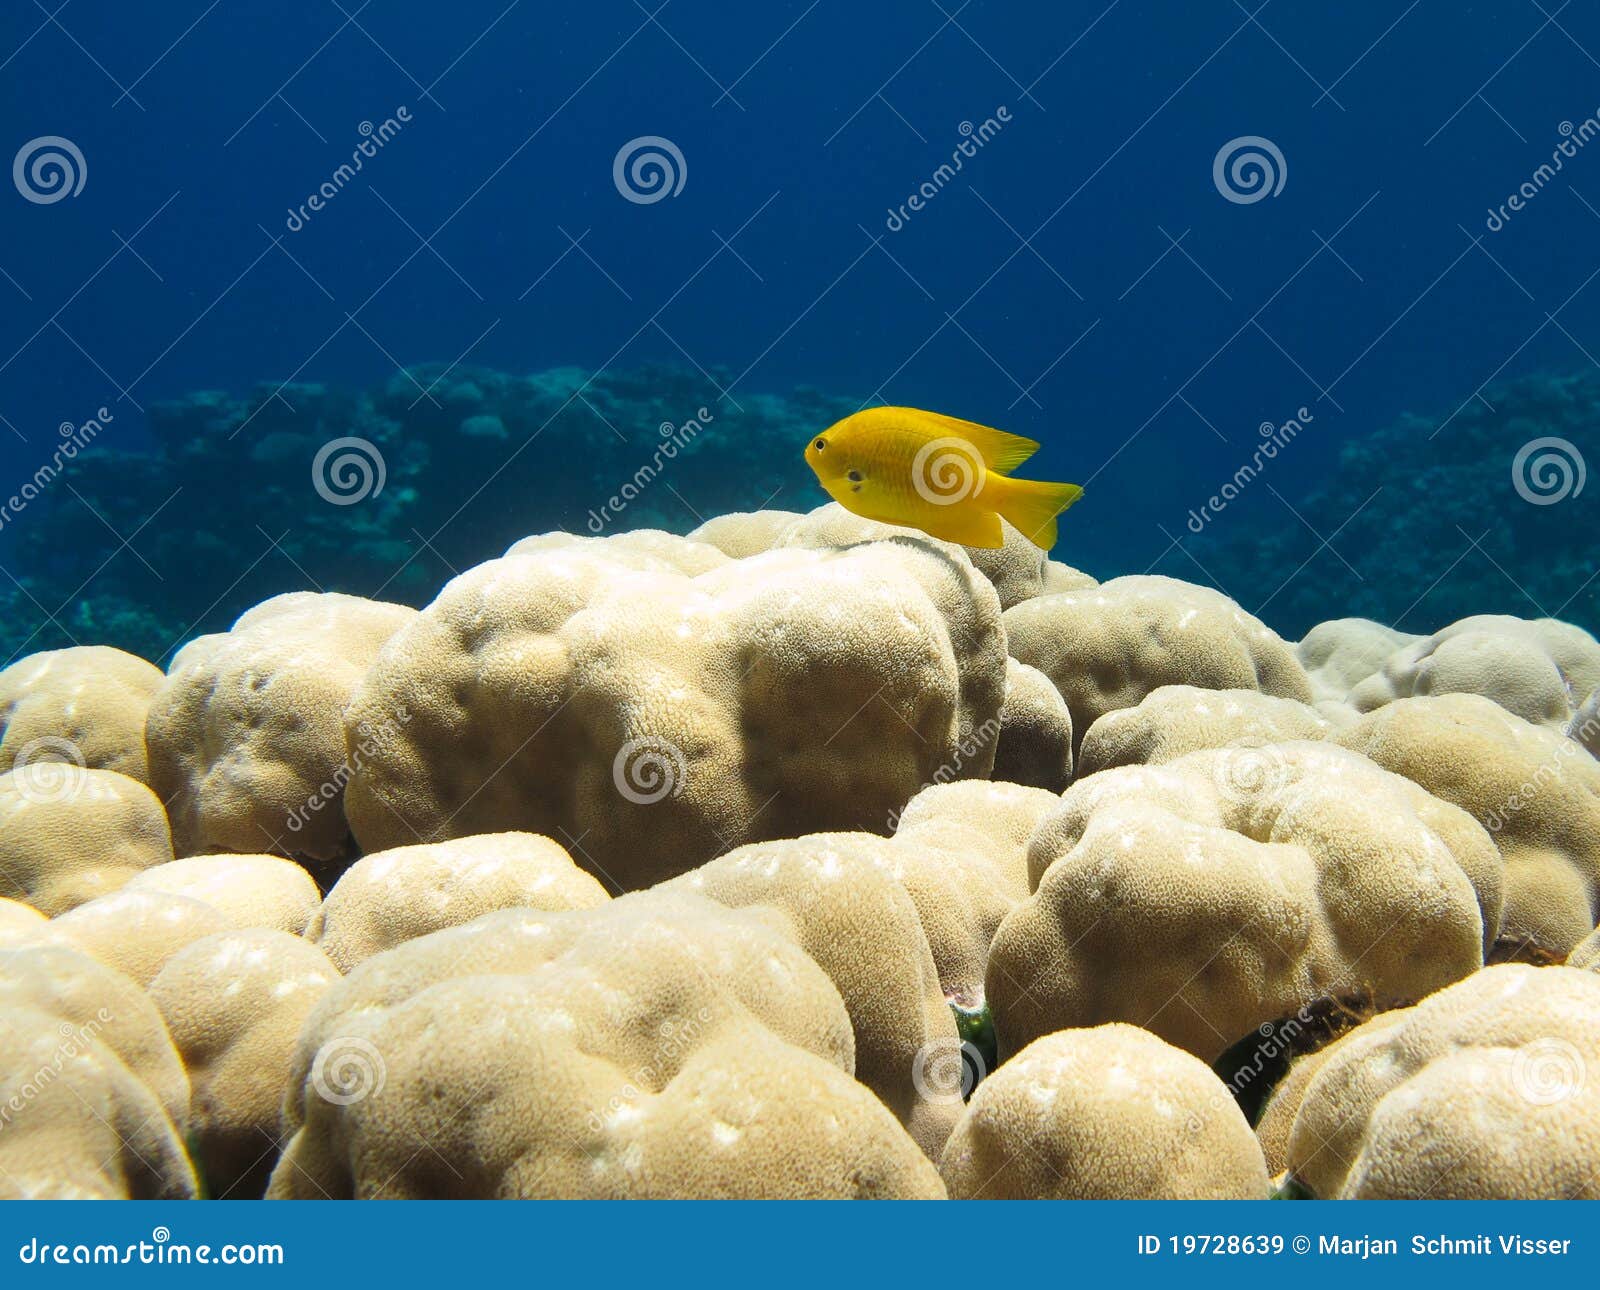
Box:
[1,493,1598,1200]
[3,360,1598,667]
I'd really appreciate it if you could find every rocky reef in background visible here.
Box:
[3,360,1596,665]
[1191,367,1600,640]
[0,362,855,664]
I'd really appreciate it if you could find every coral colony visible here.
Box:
[2,415,1600,1197]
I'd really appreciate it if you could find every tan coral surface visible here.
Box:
[988,741,1497,1062]
[940,1024,1270,1199]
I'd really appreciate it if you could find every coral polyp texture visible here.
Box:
[144,592,417,873]
[1076,685,1332,777]
[1334,693,1600,958]
[987,741,1498,1062]
[0,646,162,784]
[149,930,340,1198]
[1278,966,1600,1199]
[0,766,174,916]
[0,945,195,1199]
[340,534,1006,888]
[939,1024,1270,1199]
[307,832,610,972]
[1344,615,1600,730]
[1002,575,1314,754]
[269,891,944,1199]
[1,487,1599,1200]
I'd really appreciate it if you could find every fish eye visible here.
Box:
[814,438,826,451]
[847,469,863,482]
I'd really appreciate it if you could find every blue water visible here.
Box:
[2,1,1598,653]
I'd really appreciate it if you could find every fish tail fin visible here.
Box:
[989,476,1084,550]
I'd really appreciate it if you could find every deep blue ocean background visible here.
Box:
[1,1,1598,660]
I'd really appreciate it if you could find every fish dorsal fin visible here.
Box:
[901,408,1040,475]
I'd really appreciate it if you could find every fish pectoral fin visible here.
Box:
[912,409,1040,475]
[915,505,1005,549]
[990,476,1083,550]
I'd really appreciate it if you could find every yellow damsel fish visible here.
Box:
[804,406,1083,550]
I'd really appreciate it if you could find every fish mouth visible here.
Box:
[849,484,862,493]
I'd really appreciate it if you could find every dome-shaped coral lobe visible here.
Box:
[1296,618,1418,704]
[987,742,1497,1063]
[48,889,234,987]
[1252,1013,1404,1179]
[506,528,731,575]
[688,509,807,559]
[1077,685,1331,777]
[771,503,1061,610]
[1334,693,1600,958]
[307,832,610,972]
[149,930,339,1198]
[668,832,960,1157]
[0,646,163,784]
[1347,614,1600,729]
[268,891,944,1199]
[342,536,1006,890]
[689,503,1098,610]
[0,945,194,1199]
[1003,576,1313,754]
[0,896,46,946]
[0,943,190,1125]
[993,659,1073,790]
[1040,559,1098,595]
[124,854,320,935]
[1285,965,1600,1198]
[889,781,1057,1008]
[939,1024,1270,1199]
[0,766,174,915]
[659,782,1056,1158]
[144,592,417,872]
